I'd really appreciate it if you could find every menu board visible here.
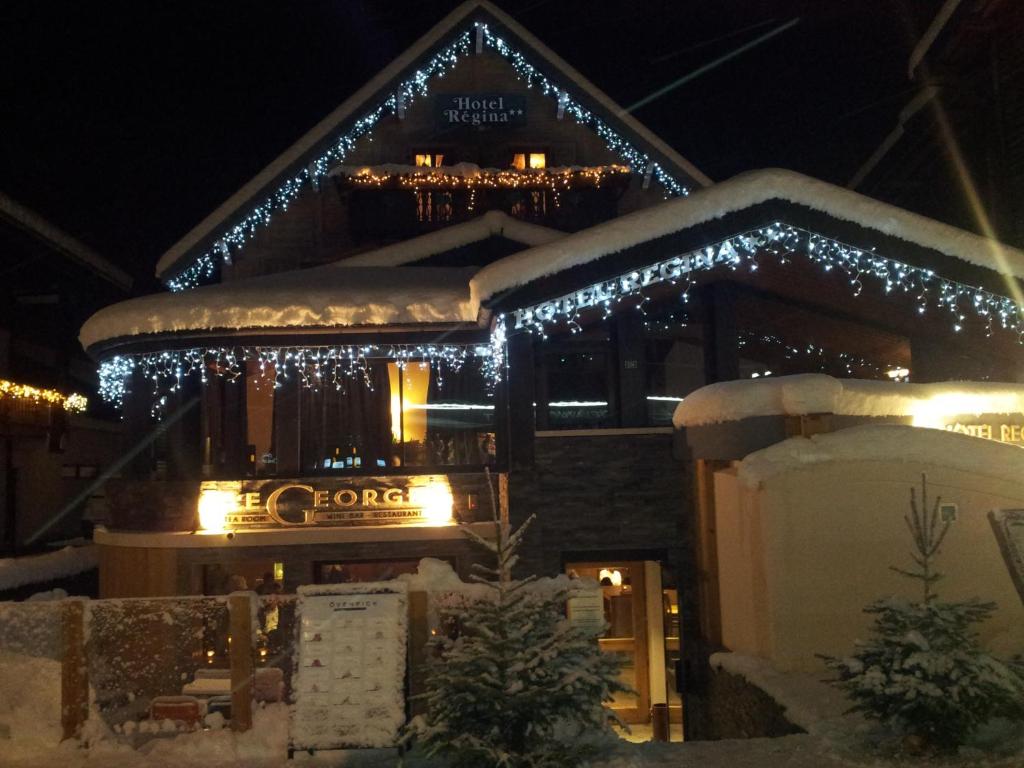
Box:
[990,510,1024,607]
[292,583,408,750]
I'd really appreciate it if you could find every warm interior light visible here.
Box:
[511,153,526,170]
[387,362,430,443]
[887,367,910,380]
[598,568,623,587]
[409,482,454,525]
[197,489,237,533]
[528,152,546,169]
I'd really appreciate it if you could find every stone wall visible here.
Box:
[508,430,690,583]
[685,666,804,740]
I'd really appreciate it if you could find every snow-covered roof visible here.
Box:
[336,210,564,268]
[80,265,477,350]
[470,168,1024,307]
[673,373,1024,428]
[154,0,710,283]
[737,423,1024,488]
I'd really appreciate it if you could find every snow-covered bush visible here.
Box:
[404,514,626,768]
[823,475,1024,752]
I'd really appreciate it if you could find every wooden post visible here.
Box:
[694,459,725,648]
[700,282,740,384]
[407,591,430,717]
[615,313,648,427]
[61,599,88,740]
[506,333,535,469]
[229,593,254,732]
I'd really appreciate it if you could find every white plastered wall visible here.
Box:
[715,460,1024,672]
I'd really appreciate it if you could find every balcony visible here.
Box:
[334,164,631,241]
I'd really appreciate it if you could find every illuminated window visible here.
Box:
[414,153,444,168]
[511,151,546,170]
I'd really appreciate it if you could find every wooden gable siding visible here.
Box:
[223,50,666,282]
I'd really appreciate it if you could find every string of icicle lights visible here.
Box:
[508,222,1024,341]
[166,23,688,291]
[99,344,498,416]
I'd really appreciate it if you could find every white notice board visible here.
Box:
[292,582,408,750]
[567,587,605,636]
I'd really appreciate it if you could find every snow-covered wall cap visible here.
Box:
[335,210,564,268]
[470,168,1024,307]
[674,373,1024,429]
[80,265,477,350]
[737,423,1024,489]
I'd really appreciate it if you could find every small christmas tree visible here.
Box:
[823,475,1024,752]
[404,512,627,768]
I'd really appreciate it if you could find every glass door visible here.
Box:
[566,561,650,723]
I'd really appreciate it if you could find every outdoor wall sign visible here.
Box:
[215,476,457,529]
[942,417,1024,445]
[435,93,526,126]
[292,582,408,750]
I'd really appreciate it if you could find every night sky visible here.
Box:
[2,1,936,291]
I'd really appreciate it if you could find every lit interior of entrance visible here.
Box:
[567,560,681,734]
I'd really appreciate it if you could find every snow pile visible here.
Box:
[139,702,288,765]
[710,652,852,734]
[673,373,1024,428]
[470,168,1024,305]
[737,424,1024,488]
[80,266,477,348]
[336,210,563,268]
[0,651,62,759]
[0,545,97,592]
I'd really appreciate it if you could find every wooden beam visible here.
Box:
[694,459,726,648]
[614,312,648,427]
[60,599,88,740]
[700,283,740,383]
[506,333,535,469]
[229,593,254,732]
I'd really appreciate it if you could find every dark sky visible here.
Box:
[1,0,935,290]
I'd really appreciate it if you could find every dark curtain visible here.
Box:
[425,361,493,466]
[299,362,392,471]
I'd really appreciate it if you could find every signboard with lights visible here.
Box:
[197,476,469,533]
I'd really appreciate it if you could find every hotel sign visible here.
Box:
[943,418,1024,445]
[207,476,457,530]
[436,93,526,126]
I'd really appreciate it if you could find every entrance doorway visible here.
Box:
[566,560,679,728]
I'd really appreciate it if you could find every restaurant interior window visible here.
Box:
[388,359,496,467]
[246,360,276,474]
[644,310,704,426]
[539,331,612,429]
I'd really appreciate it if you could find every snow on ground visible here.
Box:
[673,373,1024,428]
[736,423,1024,488]
[0,544,97,592]
[79,266,478,348]
[469,168,1024,306]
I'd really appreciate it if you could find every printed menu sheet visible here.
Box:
[292,582,408,750]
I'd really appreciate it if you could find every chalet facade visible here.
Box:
[79,1,1024,733]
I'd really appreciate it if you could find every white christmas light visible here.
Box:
[165,23,689,292]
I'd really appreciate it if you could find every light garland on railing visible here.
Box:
[0,378,88,413]
[98,344,496,415]
[508,222,1024,342]
[166,23,689,292]
[332,165,631,190]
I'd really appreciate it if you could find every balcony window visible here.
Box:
[511,151,546,170]
[414,152,444,168]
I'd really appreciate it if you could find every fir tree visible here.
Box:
[404,512,627,768]
[823,475,1024,752]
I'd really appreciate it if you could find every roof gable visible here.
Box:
[156,0,710,290]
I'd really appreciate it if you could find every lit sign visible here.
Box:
[436,93,526,126]
[198,477,457,531]
[512,237,755,330]
[942,419,1024,445]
